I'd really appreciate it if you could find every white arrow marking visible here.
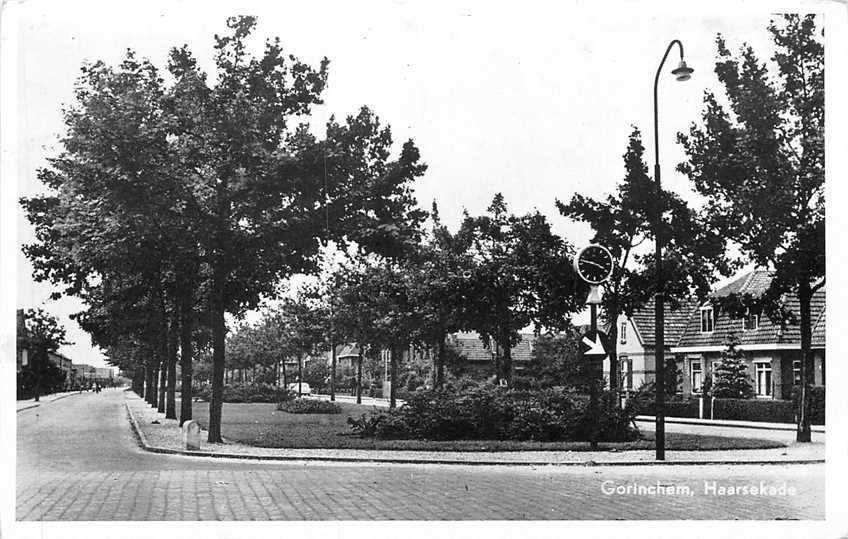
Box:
[582,334,606,356]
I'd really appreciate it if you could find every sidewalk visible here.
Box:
[635,415,825,433]
[124,391,824,466]
[16,390,82,412]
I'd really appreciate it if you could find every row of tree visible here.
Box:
[21,17,427,441]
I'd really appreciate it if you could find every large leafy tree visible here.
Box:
[458,193,584,384]
[20,49,196,420]
[168,18,426,441]
[408,203,475,387]
[677,15,824,441]
[559,128,730,398]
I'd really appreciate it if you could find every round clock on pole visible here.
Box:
[573,244,613,304]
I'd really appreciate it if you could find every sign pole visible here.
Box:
[574,245,613,451]
[588,290,599,450]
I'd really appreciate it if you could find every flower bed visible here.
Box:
[347,383,637,442]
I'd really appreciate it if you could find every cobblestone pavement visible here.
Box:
[16,391,824,520]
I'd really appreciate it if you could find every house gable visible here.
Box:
[674,270,825,351]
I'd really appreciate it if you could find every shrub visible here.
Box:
[712,334,754,398]
[712,398,795,423]
[347,381,637,442]
[195,383,294,403]
[277,398,341,414]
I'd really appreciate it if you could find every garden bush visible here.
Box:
[276,398,341,414]
[195,383,294,403]
[627,382,699,418]
[347,382,637,442]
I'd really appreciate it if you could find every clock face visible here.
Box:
[575,245,613,284]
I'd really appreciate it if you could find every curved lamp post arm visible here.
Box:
[654,39,686,176]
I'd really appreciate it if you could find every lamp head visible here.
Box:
[671,60,694,81]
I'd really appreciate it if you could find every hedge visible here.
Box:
[790,386,825,425]
[712,398,795,423]
[195,383,294,403]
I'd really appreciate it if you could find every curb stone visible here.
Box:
[16,391,79,413]
[123,397,824,467]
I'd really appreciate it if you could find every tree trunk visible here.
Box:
[389,345,398,409]
[435,334,446,388]
[179,298,194,426]
[298,355,303,396]
[330,338,337,401]
[165,316,178,420]
[493,342,501,385]
[796,278,813,443]
[281,358,288,387]
[157,356,166,413]
[356,346,363,404]
[150,364,159,407]
[133,368,145,396]
[207,269,226,443]
[145,364,153,404]
[501,334,513,385]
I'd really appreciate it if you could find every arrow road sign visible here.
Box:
[581,330,608,359]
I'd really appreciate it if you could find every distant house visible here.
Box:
[446,332,535,380]
[94,367,115,382]
[315,333,536,389]
[608,270,825,400]
[72,363,97,385]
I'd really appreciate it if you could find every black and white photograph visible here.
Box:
[1,0,845,537]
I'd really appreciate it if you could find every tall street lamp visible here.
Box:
[653,40,693,461]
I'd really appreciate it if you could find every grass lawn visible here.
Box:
[189,400,785,451]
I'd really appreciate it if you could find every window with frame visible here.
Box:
[620,321,627,344]
[700,307,714,333]
[743,309,759,331]
[793,360,801,385]
[620,355,632,390]
[690,359,703,393]
[822,354,825,386]
[754,361,772,397]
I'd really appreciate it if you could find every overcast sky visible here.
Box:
[5,0,824,368]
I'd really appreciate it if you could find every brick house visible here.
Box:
[609,270,825,400]
[671,270,825,399]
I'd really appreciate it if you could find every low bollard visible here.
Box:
[182,420,201,450]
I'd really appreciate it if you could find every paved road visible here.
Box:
[634,419,826,444]
[16,391,824,520]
